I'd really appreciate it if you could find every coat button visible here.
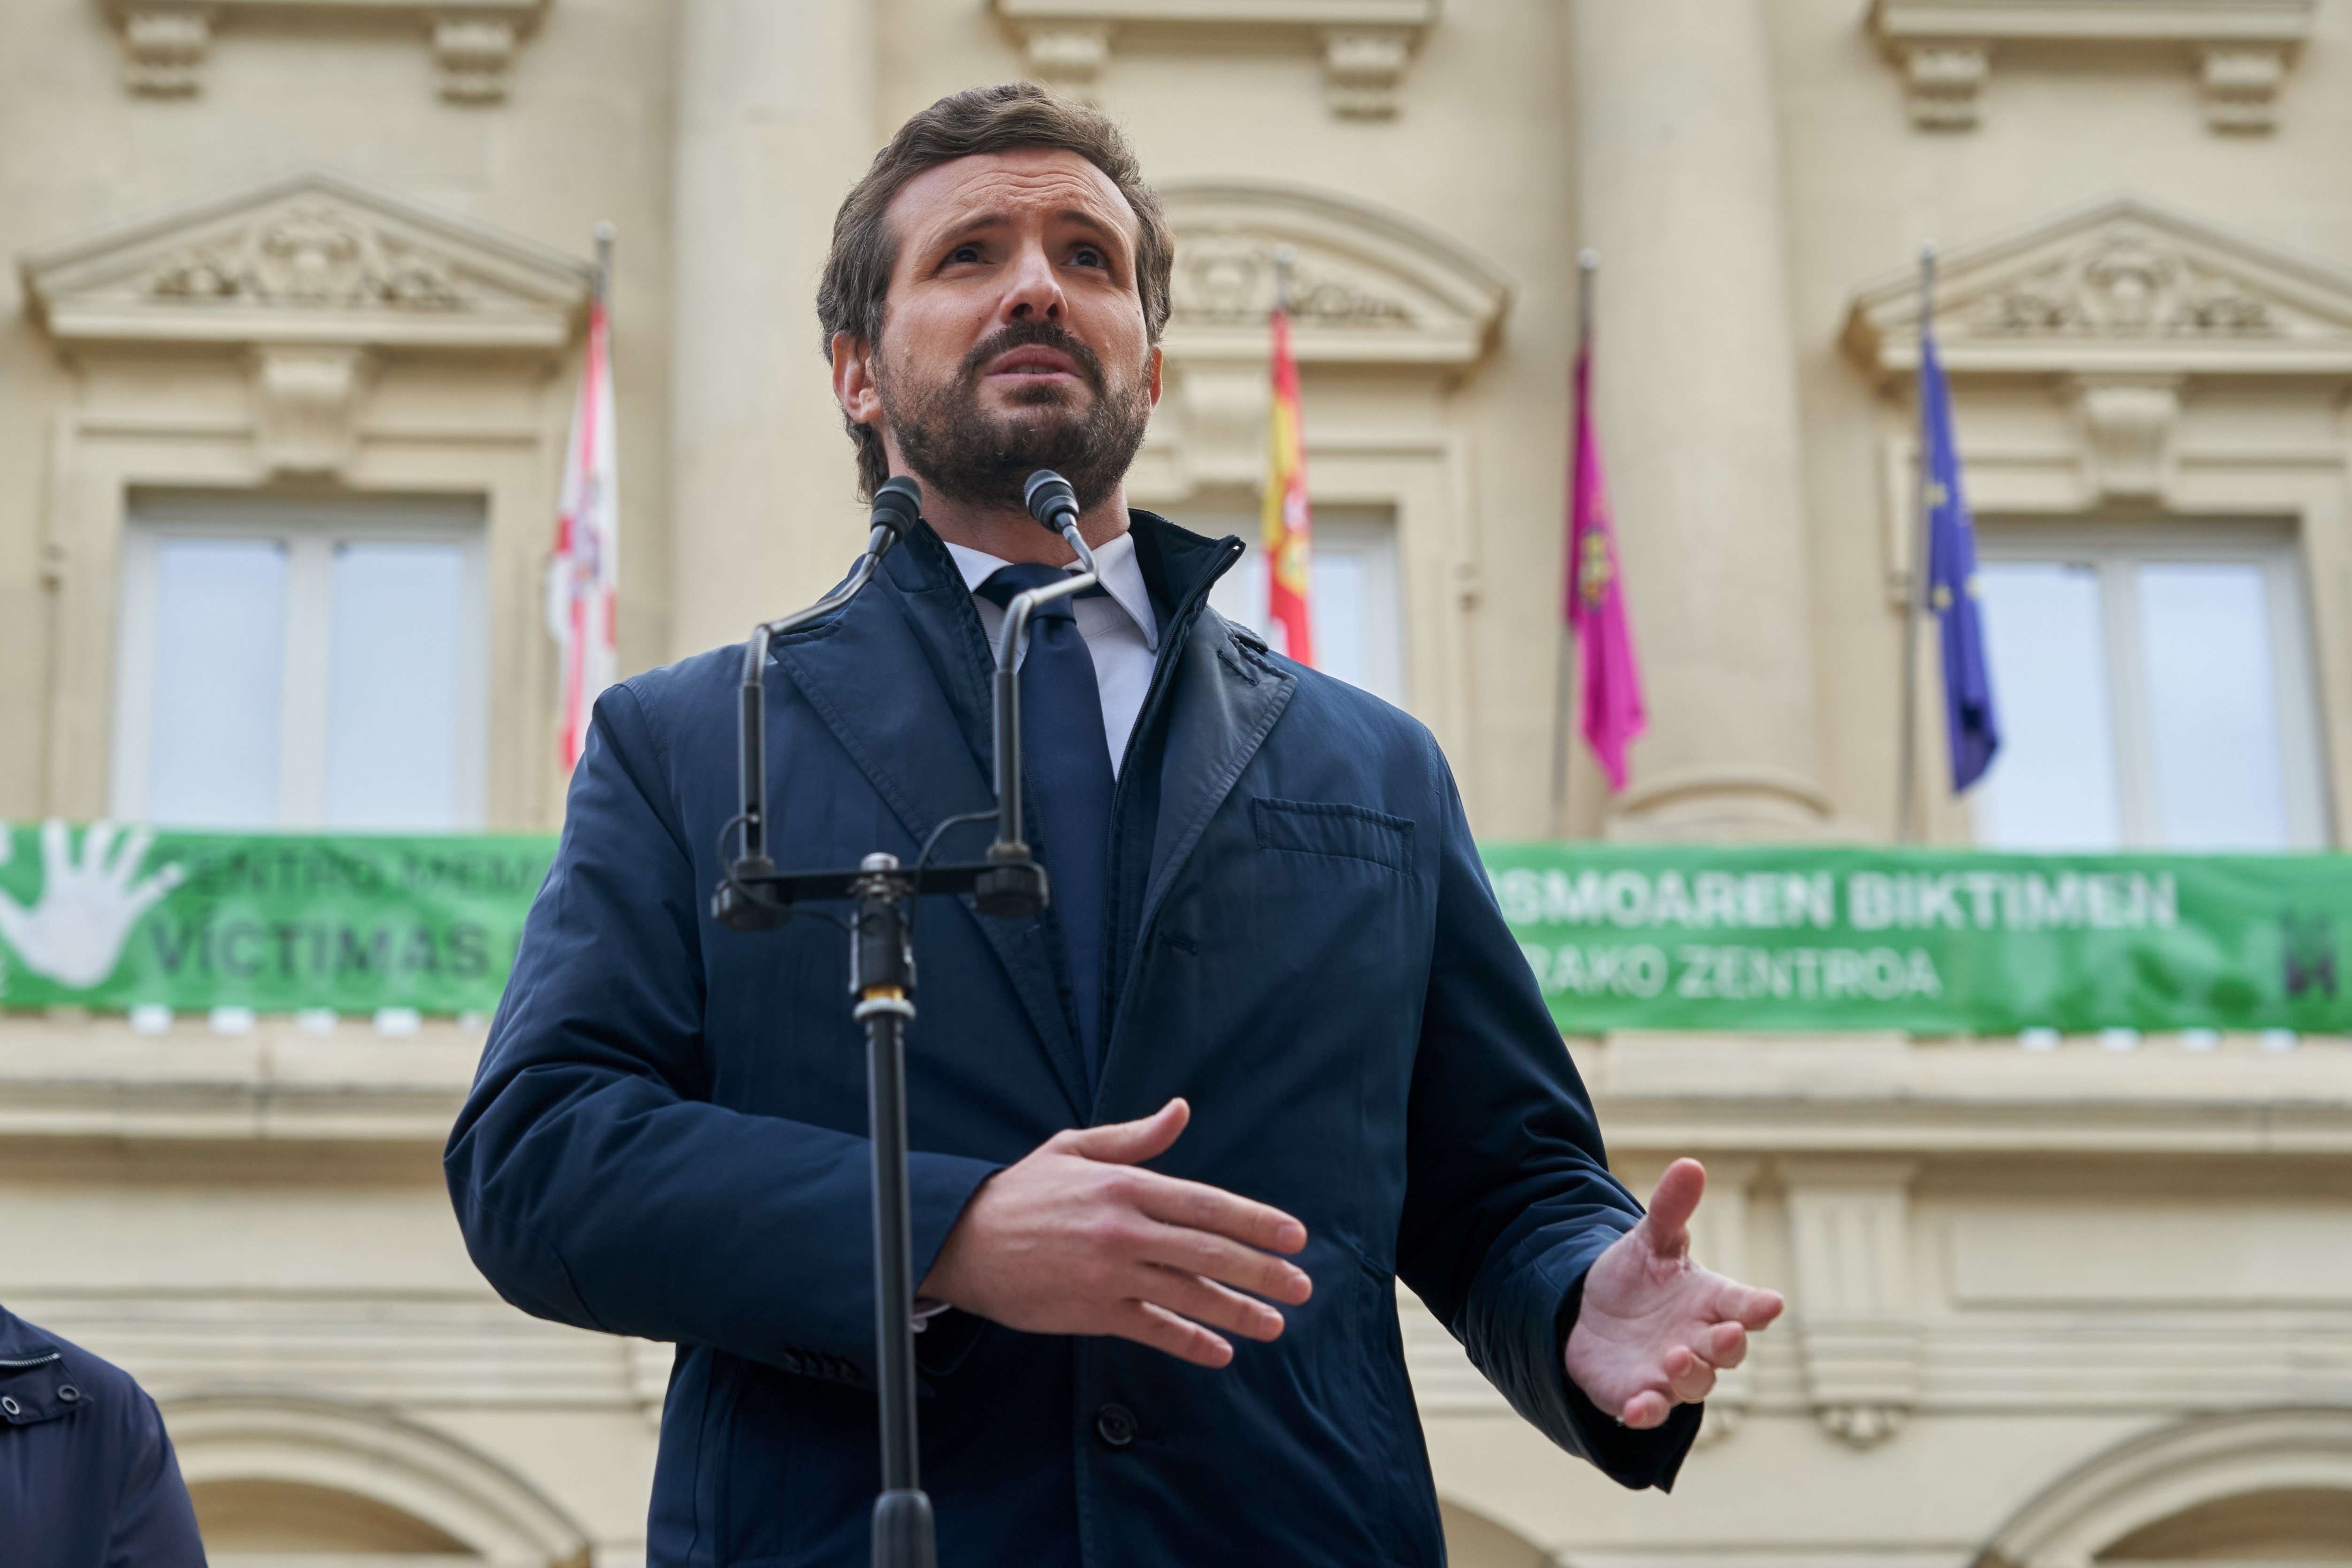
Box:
[0,1397,16,1417]
[57,1386,78,1403]
[1094,1403,1136,1448]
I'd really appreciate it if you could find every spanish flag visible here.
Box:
[1262,301,1314,665]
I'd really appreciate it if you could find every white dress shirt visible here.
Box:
[944,530,1161,778]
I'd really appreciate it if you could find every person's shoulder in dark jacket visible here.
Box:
[0,1304,208,1567]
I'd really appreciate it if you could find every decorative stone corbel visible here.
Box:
[117,3,214,95]
[1017,24,1113,103]
[431,14,520,103]
[1896,43,1988,131]
[1782,1161,1920,1449]
[2070,374,2182,504]
[2199,46,2289,133]
[1323,27,1414,119]
[251,344,373,477]
[1168,361,1269,492]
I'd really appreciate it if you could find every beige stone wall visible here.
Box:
[0,0,679,826]
[1774,0,2352,848]
[2,2,2349,1565]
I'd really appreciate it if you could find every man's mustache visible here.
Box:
[961,321,1107,394]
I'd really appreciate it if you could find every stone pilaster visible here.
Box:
[1569,0,1830,840]
[669,0,879,658]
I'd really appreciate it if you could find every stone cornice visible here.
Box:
[1587,1033,2352,1158]
[1873,0,2313,45]
[5,1015,2344,1157]
[0,1015,475,1146]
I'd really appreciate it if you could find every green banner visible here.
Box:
[0,824,557,1016]
[2,826,2346,1033]
[1486,842,2350,1035]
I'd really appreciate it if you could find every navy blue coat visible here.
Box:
[0,1306,206,1566]
[447,514,1696,1567]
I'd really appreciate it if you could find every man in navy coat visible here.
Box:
[446,83,1782,1567]
[0,1303,208,1565]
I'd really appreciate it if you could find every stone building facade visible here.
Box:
[2,0,2349,1563]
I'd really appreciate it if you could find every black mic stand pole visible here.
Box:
[713,470,1097,1568]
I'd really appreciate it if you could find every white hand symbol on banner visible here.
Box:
[0,821,186,990]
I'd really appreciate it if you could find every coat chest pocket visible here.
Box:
[1251,799,1414,874]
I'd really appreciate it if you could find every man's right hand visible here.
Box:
[918,1098,1312,1368]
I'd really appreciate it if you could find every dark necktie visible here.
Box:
[976,563,1115,1088]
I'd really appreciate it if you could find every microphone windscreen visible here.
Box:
[870,476,923,540]
[1022,470,1078,535]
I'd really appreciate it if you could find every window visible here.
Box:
[1200,504,1409,708]
[1972,524,2330,851]
[112,495,489,831]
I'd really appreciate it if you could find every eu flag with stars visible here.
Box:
[1921,327,2000,790]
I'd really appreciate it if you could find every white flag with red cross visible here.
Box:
[548,294,617,770]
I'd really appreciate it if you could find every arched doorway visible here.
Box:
[192,1478,477,1559]
[2099,1488,2352,1561]
[1980,1408,2352,1568]
[164,1395,591,1567]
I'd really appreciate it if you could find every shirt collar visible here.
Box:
[943,528,1159,651]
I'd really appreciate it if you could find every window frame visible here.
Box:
[1973,518,2332,851]
[111,492,492,832]
[1203,503,1411,709]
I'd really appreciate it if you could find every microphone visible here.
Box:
[715,476,928,931]
[1022,470,1080,537]
[1021,469,1097,579]
[866,475,921,561]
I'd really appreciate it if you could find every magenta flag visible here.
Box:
[1566,340,1645,791]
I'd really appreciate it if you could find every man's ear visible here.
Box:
[1146,342,1164,409]
[832,330,884,428]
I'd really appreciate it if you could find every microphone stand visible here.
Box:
[711,470,1099,1568]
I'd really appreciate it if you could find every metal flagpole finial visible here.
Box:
[1272,242,1298,314]
[592,221,617,303]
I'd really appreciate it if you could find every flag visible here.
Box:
[1566,331,1645,790]
[1919,326,1998,790]
[1262,303,1314,664]
[548,292,618,770]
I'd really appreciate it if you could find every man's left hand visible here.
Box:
[1565,1158,1784,1430]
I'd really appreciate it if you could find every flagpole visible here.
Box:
[1895,242,1936,845]
[1551,250,1598,837]
[593,220,615,306]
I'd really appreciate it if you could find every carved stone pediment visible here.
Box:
[19,166,591,352]
[1159,180,1510,368]
[1842,194,2352,380]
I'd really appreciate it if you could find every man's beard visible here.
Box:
[879,320,1153,516]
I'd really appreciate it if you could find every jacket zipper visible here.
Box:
[0,1353,60,1369]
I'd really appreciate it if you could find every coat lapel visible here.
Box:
[1137,606,1297,952]
[769,537,1091,1118]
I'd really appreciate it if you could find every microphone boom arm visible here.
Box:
[989,521,1098,856]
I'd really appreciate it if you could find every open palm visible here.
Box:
[0,821,184,991]
[1565,1159,1783,1430]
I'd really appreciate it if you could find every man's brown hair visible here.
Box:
[818,82,1175,500]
